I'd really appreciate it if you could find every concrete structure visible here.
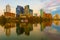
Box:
[4,12,15,18]
[19,5,33,18]
[54,14,60,19]
[24,5,29,14]
[6,4,11,12]
[16,5,24,17]
[40,9,43,17]
[29,9,33,16]
[4,4,15,18]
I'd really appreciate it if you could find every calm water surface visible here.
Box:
[0,21,60,40]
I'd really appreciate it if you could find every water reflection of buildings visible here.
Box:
[16,23,24,35]
[5,28,11,36]
[40,22,45,31]
[16,23,33,36]
[40,21,52,31]
[33,23,37,27]
[4,23,15,36]
[53,21,60,26]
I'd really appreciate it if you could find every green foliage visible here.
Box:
[0,16,7,26]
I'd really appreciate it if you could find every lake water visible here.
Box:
[0,21,60,40]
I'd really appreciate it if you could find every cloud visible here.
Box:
[44,0,60,13]
[40,0,51,3]
[44,0,60,9]
[40,0,47,2]
[51,7,60,15]
[47,6,60,11]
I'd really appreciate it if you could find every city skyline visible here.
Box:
[0,0,60,16]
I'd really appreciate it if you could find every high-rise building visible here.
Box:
[24,5,29,14]
[6,4,11,12]
[40,9,43,17]
[16,5,24,17]
[29,9,33,15]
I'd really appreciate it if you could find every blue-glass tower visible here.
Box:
[16,5,24,17]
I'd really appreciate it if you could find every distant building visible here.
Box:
[6,4,11,12]
[29,9,33,15]
[4,4,15,18]
[4,12,15,18]
[24,5,29,14]
[40,9,44,17]
[16,5,24,17]
[54,14,60,19]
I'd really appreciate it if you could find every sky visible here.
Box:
[0,0,60,16]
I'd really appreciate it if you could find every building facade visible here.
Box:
[24,5,29,14]
[40,9,43,17]
[6,4,11,12]
[29,9,33,15]
[16,5,24,17]
[4,12,15,18]
[54,14,60,19]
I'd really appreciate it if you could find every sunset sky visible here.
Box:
[0,0,60,16]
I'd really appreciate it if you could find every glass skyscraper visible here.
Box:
[40,9,43,17]
[16,5,24,17]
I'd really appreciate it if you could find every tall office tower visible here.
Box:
[6,4,11,12]
[29,9,33,16]
[24,5,29,14]
[40,9,43,17]
[16,5,24,17]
